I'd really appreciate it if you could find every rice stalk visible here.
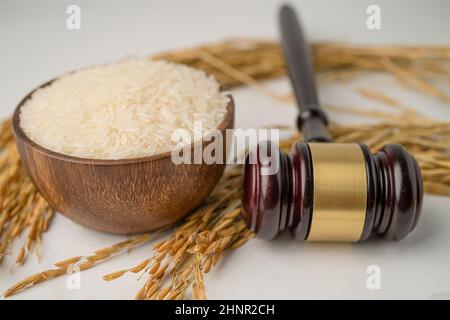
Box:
[154,39,450,104]
[4,120,450,298]
[3,232,156,297]
[2,38,450,299]
[0,120,55,267]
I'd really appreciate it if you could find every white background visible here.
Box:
[1,0,450,299]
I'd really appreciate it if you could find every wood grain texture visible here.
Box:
[12,84,234,234]
[279,5,332,143]
[242,142,423,242]
[242,6,423,242]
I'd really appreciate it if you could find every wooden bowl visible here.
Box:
[12,82,234,234]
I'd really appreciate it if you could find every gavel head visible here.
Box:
[241,141,423,242]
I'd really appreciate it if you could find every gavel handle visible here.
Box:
[279,5,332,142]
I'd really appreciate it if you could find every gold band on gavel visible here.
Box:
[307,143,367,242]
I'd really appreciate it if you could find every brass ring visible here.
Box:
[307,143,367,242]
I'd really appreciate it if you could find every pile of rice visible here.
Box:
[20,59,228,159]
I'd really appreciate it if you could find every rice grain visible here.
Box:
[20,59,228,159]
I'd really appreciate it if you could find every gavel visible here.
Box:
[241,5,423,242]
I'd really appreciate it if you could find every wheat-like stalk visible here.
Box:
[4,121,450,298]
[101,121,450,300]
[2,39,450,299]
[0,120,55,268]
[3,232,157,297]
[153,39,450,103]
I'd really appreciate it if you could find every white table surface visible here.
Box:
[1,0,450,300]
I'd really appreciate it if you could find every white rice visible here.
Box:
[19,58,229,159]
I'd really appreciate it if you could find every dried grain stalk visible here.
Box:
[4,120,450,298]
[154,39,450,103]
[2,39,450,299]
[101,122,450,300]
[0,120,55,267]
[3,232,155,297]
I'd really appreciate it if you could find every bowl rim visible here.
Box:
[12,78,235,165]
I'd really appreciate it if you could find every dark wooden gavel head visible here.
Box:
[242,141,423,242]
[242,5,423,242]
